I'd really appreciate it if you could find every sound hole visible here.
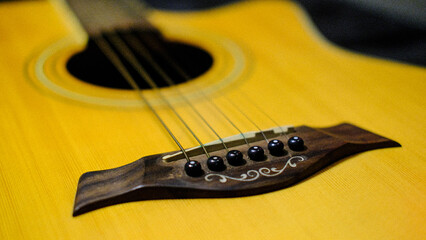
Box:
[66,31,213,90]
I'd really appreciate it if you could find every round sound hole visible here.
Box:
[66,31,213,90]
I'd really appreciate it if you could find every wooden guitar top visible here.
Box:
[0,1,424,239]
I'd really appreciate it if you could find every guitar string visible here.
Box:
[131,32,292,145]
[120,32,229,151]
[221,87,295,156]
[240,93,289,140]
[93,35,194,161]
[125,30,295,155]
[116,0,292,157]
[104,32,212,158]
[97,30,290,160]
[128,32,251,147]
[129,31,270,145]
[223,95,269,143]
[238,94,293,156]
[117,0,252,151]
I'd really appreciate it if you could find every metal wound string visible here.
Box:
[105,32,211,158]
[93,35,193,161]
[129,32,251,147]
[138,33,283,145]
[122,33,229,151]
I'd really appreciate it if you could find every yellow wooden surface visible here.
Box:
[0,0,425,239]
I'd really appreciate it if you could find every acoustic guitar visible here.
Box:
[0,0,424,239]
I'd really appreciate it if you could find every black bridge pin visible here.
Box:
[248,146,265,161]
[268,139,285,156]
[288,136,305,151]
[226,150,244,166]
[207,156,225,171]
[184,160,203,177]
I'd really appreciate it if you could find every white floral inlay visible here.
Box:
[205,156,307,183]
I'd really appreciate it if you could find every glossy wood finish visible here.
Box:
[0,1,425,239]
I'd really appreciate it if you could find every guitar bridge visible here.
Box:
[73,123,400,216]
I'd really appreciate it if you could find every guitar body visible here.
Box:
[0,1,425,239]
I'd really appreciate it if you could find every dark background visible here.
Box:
[143,0,426,67]
[1,0,424,66]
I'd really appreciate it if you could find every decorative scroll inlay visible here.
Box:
[205,156,307,183]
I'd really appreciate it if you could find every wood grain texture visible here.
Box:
[73,123,400,216]
[0,1,425,239]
